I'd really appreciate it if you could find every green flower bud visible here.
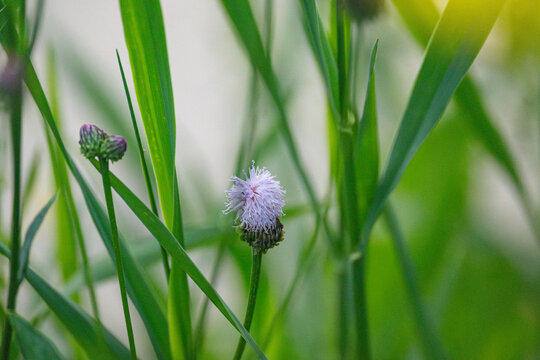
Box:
[100,135,127,162]
[79,124,107,159]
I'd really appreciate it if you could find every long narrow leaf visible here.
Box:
[359,0,507,250]
[8,312,63,360]
[16,192,57,286]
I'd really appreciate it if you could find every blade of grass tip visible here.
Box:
[116,50,170,279]
[16,193,57,287]
[358,0,508,252]
[90,161,268,359]
[384,205,448,359]
[0,243,130,359]
[21,150,40,211]
[22,60,171,360]
[8,312,63,360]
[392,0,538,242]
[0,19,23,359]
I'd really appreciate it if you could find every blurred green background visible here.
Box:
[0,0,539,359]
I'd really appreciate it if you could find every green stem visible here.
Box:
[99,158,137,360]
[233,250,262,360]
[384,205,448,359]
[0,77,23,360]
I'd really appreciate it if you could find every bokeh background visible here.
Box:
[1,0,539,358]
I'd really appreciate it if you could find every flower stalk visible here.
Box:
[232,249,262,360]
[79,124,136,360]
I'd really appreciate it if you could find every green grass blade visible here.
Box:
[21,151,40,211]
[90,161,268,360]
[23,61,171,360]
[359,0,507,250]
[0,243,130,360]
[116,50,170,279]
[299,0,340,118]
[391,0,536,238]
[384,205,448,359]
[117,0,176,227]
[16,193,57,286]
[8,312,63,360]
[354,40,379,224]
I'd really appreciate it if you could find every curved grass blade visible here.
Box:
[391,0,537,240]
[358,0,507,250]
[90,161,268,360]
[23,61,171,360]
[8,312,63,360]
[0,243,130,360]
[21,151,40,210]
[16,193,57,287]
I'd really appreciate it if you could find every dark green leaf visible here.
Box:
[16,193,57,286]
[8,312,63,360]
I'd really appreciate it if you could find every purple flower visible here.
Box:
[224,162,285,234]
[101,135,127,162]
[79,124,107,159]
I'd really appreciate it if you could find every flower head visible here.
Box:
[101,135,127,162]
[224,162,285,253]
[224,162,285,232]
[79,124,107,159]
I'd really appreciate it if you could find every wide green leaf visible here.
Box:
[8,312,63,360]
[358,0,507,250]
[0,243,130,360]
[23,61,171,360]
[90,161,268,360]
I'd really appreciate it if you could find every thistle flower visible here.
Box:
[79,124,107,159]
[224,162,285,253]
[101,135,127,162]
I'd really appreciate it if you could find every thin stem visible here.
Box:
[99,158,137,360]
[0,76,23,360]
[232,250,262,360]
[384,205,448,360]
[116,50,170,279]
